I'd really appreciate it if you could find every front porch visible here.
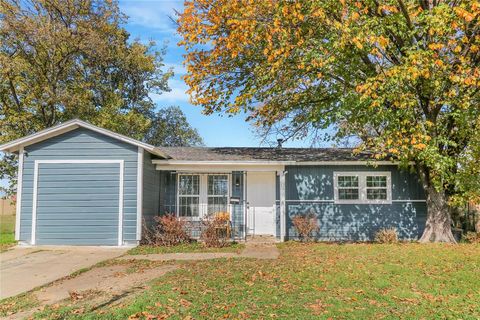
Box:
[150,160,287,241]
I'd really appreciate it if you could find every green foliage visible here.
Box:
[0,214,16,251]
[0,292,38,317]
[144,106,204,147]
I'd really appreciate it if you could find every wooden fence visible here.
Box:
[0,199,15,216]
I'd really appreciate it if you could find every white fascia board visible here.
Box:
[291,161,400,165]
[152,160,400,166]
[0,119,170,159]
[152,160,296,165]
[156,164,285,172]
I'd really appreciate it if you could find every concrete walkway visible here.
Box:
[119,242,280,262]
[0,246,127,299]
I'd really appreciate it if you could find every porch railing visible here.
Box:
[158,203,246,240]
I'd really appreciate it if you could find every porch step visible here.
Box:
[246,235,278,244]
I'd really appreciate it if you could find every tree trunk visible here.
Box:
[417,164,457,243]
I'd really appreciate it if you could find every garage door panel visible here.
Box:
[36,187,122,195]
[37,214,119,221]
[33,180,120,188]
[35,162,121,246]
[36,207,119,214]
[37,219,116,226]
[38,225,118,233]
[37,200,120,207]
[37,238,118,246]
[38,174,121,182]
[35,194,121,201]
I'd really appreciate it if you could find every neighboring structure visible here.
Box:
[0,197,16,216]
[0,120,427,246]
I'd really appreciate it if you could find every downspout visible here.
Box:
[279,170,287,242]
[243,171,247,241]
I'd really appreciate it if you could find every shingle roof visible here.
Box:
[159,147,376,162]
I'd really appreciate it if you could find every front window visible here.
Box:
[337,175,359,200]
[207,175,229,215]
[178,174,200,217]
[334,172,391,204]
[177,174,230,218]
[366,176,388,200]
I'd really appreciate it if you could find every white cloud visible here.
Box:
[119,0,183,33]
[151,78,190,103]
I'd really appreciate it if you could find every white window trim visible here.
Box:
[176,173,230,220]
[31,160,124,246]
[333,171,392,204]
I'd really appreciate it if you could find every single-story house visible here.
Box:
[0,119,427,246]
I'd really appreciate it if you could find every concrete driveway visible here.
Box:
[0,246,127,299]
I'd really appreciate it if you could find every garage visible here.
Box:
[0,119,169,246]
[34,161,123,245]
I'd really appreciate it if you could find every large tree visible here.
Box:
[0,0,179,194]
[145,106,204,147]
[178,0,480,242]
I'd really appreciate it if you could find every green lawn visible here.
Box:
[33,242,480,319]
[0,214,16,251]
[127,242,245,255]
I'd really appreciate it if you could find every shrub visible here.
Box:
[374,228,399,244]
[200,212,231,247]
[292,214,318,242]
[142,214,190,246]
[463,232,480,244]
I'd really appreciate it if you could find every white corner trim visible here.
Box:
[333,171,392,205]
[31,160,124,246]
[279,171,286,242]
[118,161,124,246]
[15,147,24,241]
[136,147,144,241]
[31,161,39,244]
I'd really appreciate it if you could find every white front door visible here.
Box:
[246,172,276,235]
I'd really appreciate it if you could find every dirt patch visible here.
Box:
[34,264,177,305]
[240,243,280,259]
[118,252,239,261]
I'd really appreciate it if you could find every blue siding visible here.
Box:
[142,151,160,231]
[20,128,138,245]
[281,165,427,241]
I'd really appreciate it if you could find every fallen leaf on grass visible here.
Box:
[180,299,192,308]
[69,291,84,301]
